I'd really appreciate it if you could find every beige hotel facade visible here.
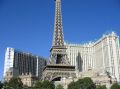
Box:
[65,32,120,81]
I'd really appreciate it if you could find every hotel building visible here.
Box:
[3,47,47,86]
[65,32,120,81]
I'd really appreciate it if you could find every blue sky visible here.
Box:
[0,0,120,80]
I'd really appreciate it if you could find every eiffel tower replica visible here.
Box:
[42,0,76,81]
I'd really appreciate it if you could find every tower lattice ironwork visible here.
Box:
[50,0,69,65]
[42,0,76,81]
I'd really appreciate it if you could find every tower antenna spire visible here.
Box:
[52,0,64,47]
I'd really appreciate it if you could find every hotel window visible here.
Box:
[10,72,12,75]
